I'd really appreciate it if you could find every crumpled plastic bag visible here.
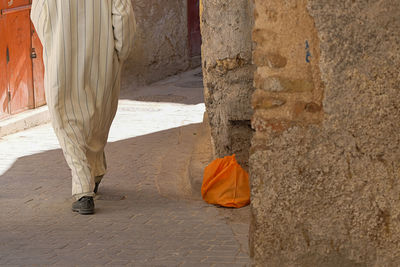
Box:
[201,154,250,208]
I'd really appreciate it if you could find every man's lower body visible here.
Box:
[50,103,117,215]
[45,62,122,215]
[65,145,107,215]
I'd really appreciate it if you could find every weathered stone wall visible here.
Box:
[123,0,190,88]
[200,0,255,168]
[250,0,400,266]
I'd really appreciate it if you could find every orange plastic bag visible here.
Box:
[201,154,250,208]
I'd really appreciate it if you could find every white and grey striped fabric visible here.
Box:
[31,0,136,199]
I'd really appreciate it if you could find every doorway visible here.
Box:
[187,0,202,66]
[0,0,45,119]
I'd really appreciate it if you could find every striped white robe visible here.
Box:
[30,0,136,199]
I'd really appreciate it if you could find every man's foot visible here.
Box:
[94,182,100,194]
[72,196,95,215]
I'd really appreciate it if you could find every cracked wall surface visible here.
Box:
[123,0,191,87]
[200,0,255,168]
[250,0,400,266]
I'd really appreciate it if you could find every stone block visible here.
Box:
[253,50,287,69]
[252,29,278,49]
[255,75,315,93]
[251,90,286,110]
[215,55,247,74]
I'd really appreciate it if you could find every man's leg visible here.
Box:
[65,150,95,215]
[55,130,95,199]
[54,130,95,214]
[87,150,107,194]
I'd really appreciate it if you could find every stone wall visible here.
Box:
[200,0,255,168]
[250,0,400,266]
[123,0,191,88]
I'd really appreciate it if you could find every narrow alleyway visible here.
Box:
[0,68,250,266]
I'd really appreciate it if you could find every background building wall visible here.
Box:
[123,0,191,88]
[200,0,255,168]
[250,0,400,266]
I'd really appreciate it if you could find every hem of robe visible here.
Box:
[74,191,95,200]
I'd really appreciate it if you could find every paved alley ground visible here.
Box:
[0,69,250,266]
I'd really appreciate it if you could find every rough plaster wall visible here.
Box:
[123,0,190,88]
[250,0,400,266]
[200,0,255,168]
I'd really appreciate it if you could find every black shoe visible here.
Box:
[72,196,95,215]
[94,182,100,194]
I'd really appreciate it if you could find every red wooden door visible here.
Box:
[31,24,45,107]
[0,0,45,118]
[0,8,8,118]
[4,3,34,114]
[187,0,201,57]
[2,0,30,8]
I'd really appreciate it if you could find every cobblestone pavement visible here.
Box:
[0,69,250,266]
